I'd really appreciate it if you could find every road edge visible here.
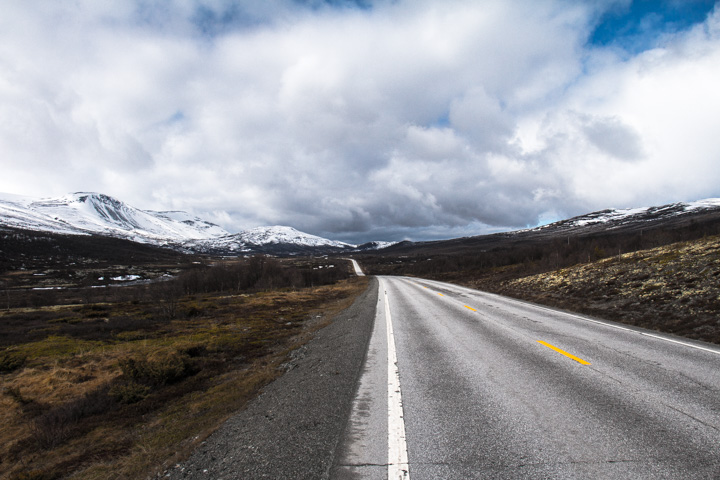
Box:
[163,276,379,479]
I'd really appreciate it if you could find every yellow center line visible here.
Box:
[438,293,444,296]
[464,305,476,311]
[537,340,591,365]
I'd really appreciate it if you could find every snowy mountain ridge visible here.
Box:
[4,191,718,256]
[236,226,354,248]
[0,192,228,243]
[182,226,356,255]
[528,198,720,234]
[0,192,356,254]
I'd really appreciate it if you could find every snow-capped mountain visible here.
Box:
[355,240,398,251]
[0,192,228,244]
[7,191,717,257]
[183,226,355,255]
[0,193,83,236]
[0,192,358,255]
[528,198,720,235]
[236,226,354,248]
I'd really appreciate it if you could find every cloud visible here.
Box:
[1,0,719,243]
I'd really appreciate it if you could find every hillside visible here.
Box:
[355,199,720,346]
[457,235,720,345]
[379,199,720,257]
[359,198,720,280]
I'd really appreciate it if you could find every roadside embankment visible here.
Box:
[464,235,720,345]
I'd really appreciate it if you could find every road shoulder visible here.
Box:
[163,277,378,479]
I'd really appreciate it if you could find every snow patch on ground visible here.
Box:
[111,275,143,282]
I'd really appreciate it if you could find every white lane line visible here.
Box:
[384,283,410,479]
[637,331,720,355]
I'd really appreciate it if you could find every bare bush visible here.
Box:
[30,386,114,449]
[151,281,182,320]
[171,255,350,296]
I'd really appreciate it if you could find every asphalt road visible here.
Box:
[349,258,366,276]
[332,276,720,479]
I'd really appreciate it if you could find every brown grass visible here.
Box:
[0,276,368,480]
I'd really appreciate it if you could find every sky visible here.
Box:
[1,0,719,244]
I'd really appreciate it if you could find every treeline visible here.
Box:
[0,227,186,273]
[1,256,351,311]
[174,256,350,295]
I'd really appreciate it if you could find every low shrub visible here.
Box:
[118,351,195,387]
[31,408,72,449]
[109,381,151,404]
[0,351,25,372]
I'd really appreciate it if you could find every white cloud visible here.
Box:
[527,5,720,211]
[1,0,719,242]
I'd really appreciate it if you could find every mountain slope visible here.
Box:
[237,226,353,248]
[526,199,720,236]
[0,192,356,255]
[0,193,86,236]
[0,192,228,244]
[183,226,355,255]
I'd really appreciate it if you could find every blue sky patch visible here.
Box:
[590,0,717,52]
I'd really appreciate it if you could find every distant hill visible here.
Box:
[181,225,355,255]
[376,199,720,257]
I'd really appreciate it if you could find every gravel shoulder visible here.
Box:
[162,277,378,480]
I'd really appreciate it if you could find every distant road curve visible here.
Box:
[332,276,720,479]
[349,258,365,276]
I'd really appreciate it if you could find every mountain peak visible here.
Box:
[1,192,229,243]
[0,192,356,254]
[238,225,356,248]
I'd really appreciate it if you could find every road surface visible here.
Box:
[349,258,366,276]
[332,276,720,479]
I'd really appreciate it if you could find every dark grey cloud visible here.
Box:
[581,114,645,161]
